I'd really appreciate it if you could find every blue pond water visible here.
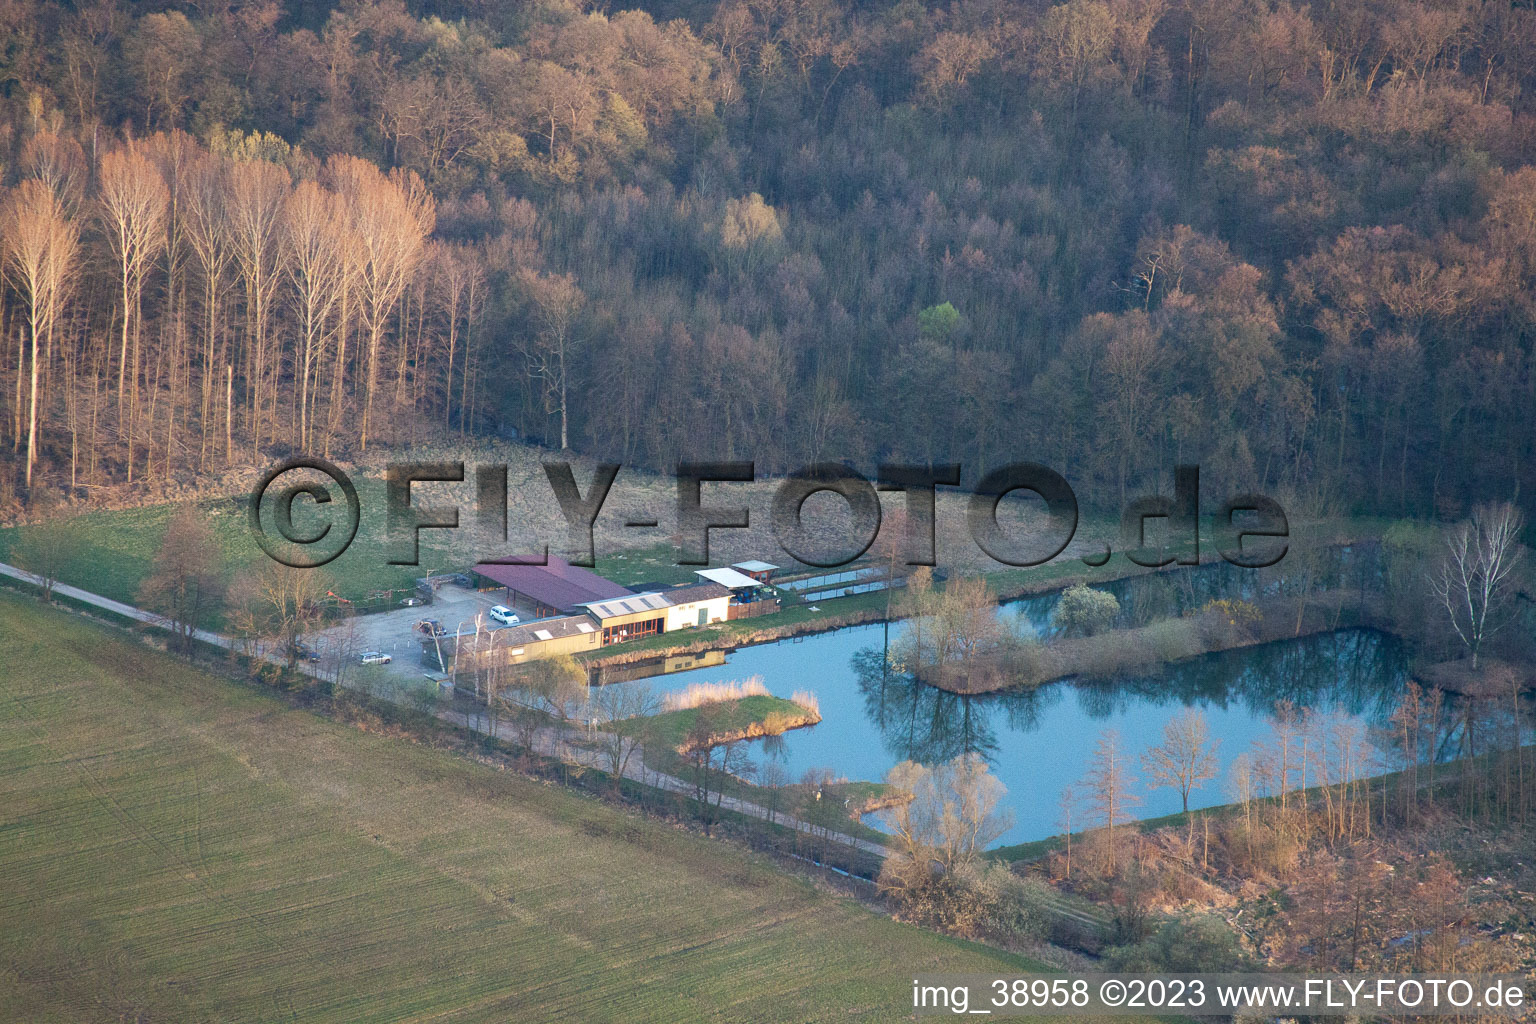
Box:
[602,570,1408,845]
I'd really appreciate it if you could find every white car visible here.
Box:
[359,651,392,665]
[489,605,519,625]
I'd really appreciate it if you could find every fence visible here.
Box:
[727,598,781,620]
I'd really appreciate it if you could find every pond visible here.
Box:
[601,564,1409,845]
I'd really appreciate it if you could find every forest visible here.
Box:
[1,0,1535,515]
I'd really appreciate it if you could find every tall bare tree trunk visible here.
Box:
[3,180,80,490]
[98,146,168,485]
[226,157,291,464]
[326,156,433,451]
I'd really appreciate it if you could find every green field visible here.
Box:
[0,595,1036,1022]
[0,478,474,616]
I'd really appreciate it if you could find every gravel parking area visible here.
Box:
[308,581,537,680]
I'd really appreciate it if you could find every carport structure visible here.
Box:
[470,557,633,618]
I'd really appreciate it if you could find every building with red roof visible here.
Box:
[470,557,633,618]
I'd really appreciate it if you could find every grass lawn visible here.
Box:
[0,594,1044,1023]
[593,542,701,589]
[0,477,474,620]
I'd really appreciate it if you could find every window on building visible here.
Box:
[602,617,663,644]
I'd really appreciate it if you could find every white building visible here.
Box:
[660,582,732,631]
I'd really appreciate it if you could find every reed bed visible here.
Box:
[663,675,770,710]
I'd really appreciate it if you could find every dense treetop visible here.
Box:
[2,0,1535,515]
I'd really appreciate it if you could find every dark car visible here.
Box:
[292,640,322,662]
[415,619,446,636]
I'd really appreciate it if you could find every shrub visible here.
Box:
[878,855,988,935]
[973,865,1052,944]
[1139,617,1202,662]
[1196,599,1263,646]
[1052,584,1121,637]
[1104,913,1249,972]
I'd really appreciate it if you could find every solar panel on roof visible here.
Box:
[577,623,594,633]
[534,629,553,640]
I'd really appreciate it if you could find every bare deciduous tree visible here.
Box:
[1428,501,1525,669]
[517,267,585,451]
[9,509,82,603]
[20,131,86,215]
[433,242,482,429]
[181,152,233,465]
[225,156,290,459]
[283,180,348,449]
[138,504,225,652]
[589,682,660,789]
[326,156,434,449]
[229,559,327,670]
[3,180,79,488]
[1082,728,1140,872]
[1141,707,1220,813]
[97,145,168,477]
[881,753,1013,873]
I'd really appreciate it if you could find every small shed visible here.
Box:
[731,560,780,583]
[694,566,779,618]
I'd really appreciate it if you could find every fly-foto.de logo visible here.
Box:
[248,459,1288,571]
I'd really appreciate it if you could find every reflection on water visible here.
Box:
[1006,544,1381,638]
[853,628,1402,784]
[592,649,726,685]
[602,556,1405,845]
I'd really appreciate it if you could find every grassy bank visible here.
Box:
[0,593,1040,1023]
[618,693,822,753]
